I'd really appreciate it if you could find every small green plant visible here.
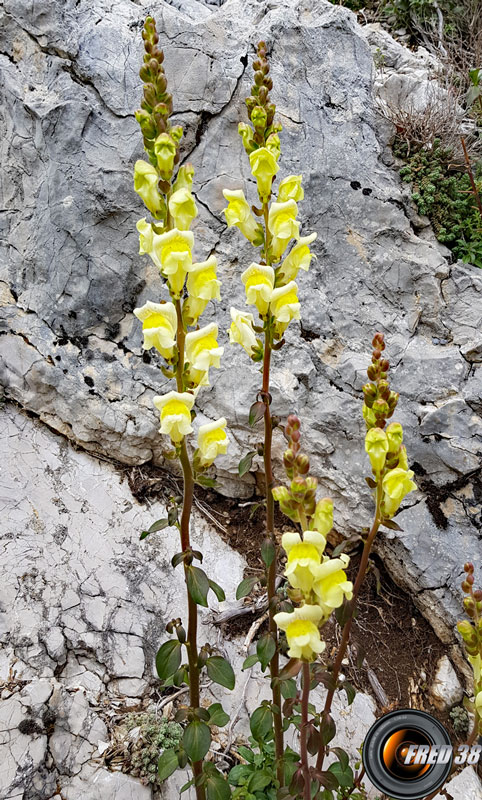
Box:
[395,138,482,268]
[125,712,183,787]
[449,705,470,737]
[229,739,299,799]
[467,68,482,119]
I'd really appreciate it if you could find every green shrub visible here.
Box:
[395,138,482,268]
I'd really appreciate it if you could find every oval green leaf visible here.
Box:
[206,656,235,690]
[158,748,179,781]
[156,640,182,681]
[249,705,273,741]
[183,720,211,762]
[186,565,210,607]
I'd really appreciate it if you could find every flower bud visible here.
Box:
[381,359,390,372]
[464,597,475,617]
[291,477,307,499]
[305,476,318,496]
[367,364,377,381]
[176,625,186,643]
[378,379,390,398]
[251,105,267,130]
[474,590,482,602]
[372,398,389,417]
[272,485,290,504]
[386,422,403,453]
[372,332,385,350]
[457,620,474,640]
[464,562,475,573]
[287,414,301,431]
[373,349,381,360]
[362,383,377,407]
[295,453,310,474]
[283,449,296,467]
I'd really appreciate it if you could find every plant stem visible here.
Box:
[301,662,311,800]
[316,478,383,773]
[263,339,284,784]
[175,299,205,800]
[461,137,482,222]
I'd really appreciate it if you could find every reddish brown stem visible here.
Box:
[300,662,311,800]
[316,479,382,773]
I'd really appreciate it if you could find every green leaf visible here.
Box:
[280,678,297,699]
[335,597,352,628]
[256,633,276,671]
[140,518,169,540]
[250,705,273,741]
[206,656,235,690]
[261,538,275,568]
[229,764,253,785]
[343,681,356,705]
[156,640,182,681]
[380,518,403,531]
[206,770,231,800]
[180,778,195,793]
[183,720,211,762]
[249,401,265,426]
[248,770,272,792]
[172,551,187,568]
[196,474,217,488]
[237,746,255,763]
[186,566,210,607]
[168,506,179,526]
[238,451,257,477]
[242,653,259,670]
[319,770,339,791]
[208,703,230,727]
[328,761,354,788]
[236,575,259,600]
[330,747,349,771]
[208,579,226,602]
[320,712,336,745]
[157,748,179,781]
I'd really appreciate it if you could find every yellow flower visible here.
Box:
[154,133,177,178]
[172,163,194,193]
[476,690,482,714]
[238,123,255,155]
[133,301,177,360]
[274,605,325,661]
[241,263,275,316]
[228,308,259,357]
[268,201,300,260]
[282,531,327,595]
[153,391,195,443]
[185,323,223,387]
[365,427,389,474]
[382,467,416,517]
[222,189,263,244]
[397,445,409,471]
[270,281,300,337]
[187,256,221,302]
[313,498,333,537]
[265,133,281,161]
[134,161,163,218]
[386,422,403,453]
[137,218,155,255]
[151,228,194,298]
[168,188,198,231]
[249,147,279,202]
[312,555,353,615]
[362,402,376,429]
[197,418,228,466]
[278,233,317,284]
[278,175,304,203]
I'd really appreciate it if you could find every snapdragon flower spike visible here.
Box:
[457,564,482,734]
[362,333,398,430]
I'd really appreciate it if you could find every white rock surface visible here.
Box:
[430,655,464,710]
[433,766,482,800]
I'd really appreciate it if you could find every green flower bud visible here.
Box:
[457,620,474,640]
[386,422,403,453]
[295,453,310,474]
[290,476,307,499]
[372,398,389,417]
[272,485,290,504]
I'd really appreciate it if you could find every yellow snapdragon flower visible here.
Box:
[133,160,163,218]
[154,132,177,178]
[249,147,279,202]
[278,174,304,203]
[137,218,155,256]
[312,555,353,615]
[222,189,263,244]
[172,163,194,193]
[197,418,228,466]
[382,467,416,517]
[228,308,259,357]
[187,255,221,301]
[386,422,403,453]
[278,233,317,284]
[362,402,377,429]
[313,498,333,537]
[153,391,194,443]
[365,427,389,474]
[152,228,194,298]
[274,604,325,661]
[265,132,281,161]
[268,200,300,260]
[282,531,327,595]
[133,301,177,360]
[241,263,275,316]
[270,281,300,337]
[185,323,223,387]
[168,187,198,231]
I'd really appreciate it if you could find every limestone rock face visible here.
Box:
[0,0,481,672]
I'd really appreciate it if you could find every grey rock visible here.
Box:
[81,768,152,800]
[433,766,482,800]
[1,0,480,644]
[429,655,464,710]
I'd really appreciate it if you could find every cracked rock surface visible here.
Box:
[0,0,481,705]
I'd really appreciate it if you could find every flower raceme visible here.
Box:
[197,418,228,466]
[133,301,177,360]
[222,189,263,245]
[185,323,223,387]
[273,604,325,661]
[134,160,164,219]
[153,391,195,443]
[228,308,261,358]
